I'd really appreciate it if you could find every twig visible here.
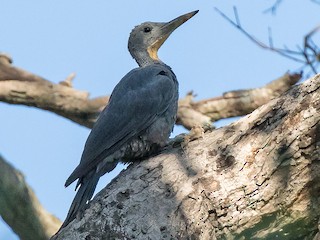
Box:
[214,7,320,74]
[263,0,284,15]
[214,7,305,63]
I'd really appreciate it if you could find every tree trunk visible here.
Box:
[0,156,61,240]
[52,74,320,239]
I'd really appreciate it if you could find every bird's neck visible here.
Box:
[131,49,162,67]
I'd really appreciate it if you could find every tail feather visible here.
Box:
[58,159,119,232]
[60,170,100,229]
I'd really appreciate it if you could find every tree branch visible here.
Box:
[214,8,320,75]
[0,155,61,240]
[0,54,108,128]
[0,53,301,130]
[52,74,320,239]
[177,73,301,129]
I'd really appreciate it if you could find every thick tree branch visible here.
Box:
[0,155,61,240]
[53,74,320,239]
[177,73,301,129]
[0,53,301,129]
[0,54,108,128]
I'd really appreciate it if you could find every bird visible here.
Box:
[60,10,198,229]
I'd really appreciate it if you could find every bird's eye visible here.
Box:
[143,27,151,33]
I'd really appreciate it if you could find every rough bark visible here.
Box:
[0,155,61,240]
[52,74,320,239]
[0,53,301,129]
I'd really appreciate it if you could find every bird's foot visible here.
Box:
[164,124,215,150]
[182,123,214,147]
[167,133,188,148]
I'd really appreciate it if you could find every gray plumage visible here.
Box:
[60,10,198,229]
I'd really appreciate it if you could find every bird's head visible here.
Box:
[128,10,198,67]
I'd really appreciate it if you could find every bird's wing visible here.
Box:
[65,65,177,186]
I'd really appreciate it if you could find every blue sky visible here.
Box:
[1,1,319,239]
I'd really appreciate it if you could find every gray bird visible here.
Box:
[61,10,198,229]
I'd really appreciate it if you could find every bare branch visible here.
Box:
[233,6,241,27]
[264,0,320,14]
[177,72,301,129]
[214,7,305,63]
[0,53,108,128]
[304,25,320,74]
[263,0,284,15]
[59,72,76,88]
[0,54,300,130]
[0,155,61,239]
[268,27,274,48]
[214,8,320,74]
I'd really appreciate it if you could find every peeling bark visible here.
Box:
[0,155,61,240]
[52,75,320,239]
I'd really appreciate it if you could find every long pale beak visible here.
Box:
[161,10,199,36]
[147,10,199,60]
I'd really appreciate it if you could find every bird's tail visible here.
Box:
[60,170,100,229]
